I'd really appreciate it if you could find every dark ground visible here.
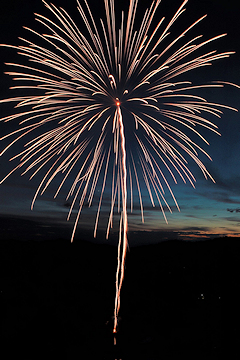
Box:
[0,235,236,359]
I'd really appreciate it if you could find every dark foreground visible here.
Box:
[0,236,235,359]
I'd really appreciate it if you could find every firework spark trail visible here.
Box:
[0,0,238,335]
[113,102,128,335]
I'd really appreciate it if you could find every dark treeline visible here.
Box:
[0,236,236,359]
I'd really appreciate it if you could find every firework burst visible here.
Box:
[0,0,237,335]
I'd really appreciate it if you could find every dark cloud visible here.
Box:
[181,226,211,232]
[63,202,72,208]
[227,208,240,213]
[203,172,240,197]
[199,189,240,204]
[185,214,198,218]
[223,216,240,223]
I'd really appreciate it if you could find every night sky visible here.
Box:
[0,0,240,244]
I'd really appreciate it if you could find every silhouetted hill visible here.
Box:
[0,236,236,358]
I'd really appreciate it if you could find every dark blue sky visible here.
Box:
[0,0,240,244]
